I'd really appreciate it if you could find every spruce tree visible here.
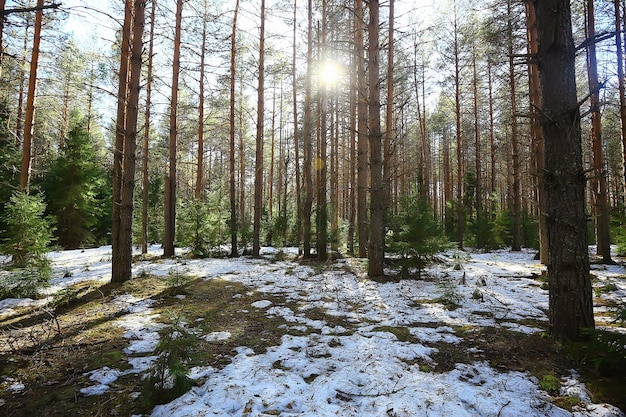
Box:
[40,114,109,249]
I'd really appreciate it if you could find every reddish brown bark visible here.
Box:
[19,0,43,192]
[164,0,183,257]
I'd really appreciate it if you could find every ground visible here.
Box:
[0,246,625,417]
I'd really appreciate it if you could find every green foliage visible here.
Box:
[539,374,561,394]
[436,277,463,310]
[0,265,51,299]
[39,114,110,248]
[177,192,228,257]
[0,100,21,240]
[389,196,453,278]
[0,192,54,299]
[144,316,198,405]
[611,207,626,256]
[490,209,538,249]
[568,329,626,377]
[2,191,54,268]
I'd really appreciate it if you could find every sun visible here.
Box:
[318,60,342,88]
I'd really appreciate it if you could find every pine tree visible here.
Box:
[41,115,109,249]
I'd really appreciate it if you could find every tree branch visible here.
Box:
[1,3,62,16]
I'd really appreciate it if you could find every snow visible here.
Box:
[2,245,625,417]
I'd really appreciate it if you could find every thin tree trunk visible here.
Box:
[526,0,548,264]
[535,0,594,341]
[19,0,43,192]
[347,31,357,255]
[195,11,207,200]
[142,0,156,255]
[0,0,4,74]
[488,59,496,216]
[383,0,394,209]
[253,0,265,256]
[618,0,626,202]
[302,0,314,257]
[292,0,302,253]
[472,40,483,247]
[509,0,521,251]
[368,0,384,277]
[356,0,368,258]
[238,80,247,247]
[317,0,328,260]
[229,0,240,257]
[586,0,612,263]
[453,1,464,249]
[16,26,28,144]
[164,0,183,257]
[269,86,276,218]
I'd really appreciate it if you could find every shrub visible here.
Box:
[389,196,454,279]
[144,316,198,405]
[0,191,54,299]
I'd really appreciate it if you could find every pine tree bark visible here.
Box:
[356,0,368,258]
[617,0,626,202]
[368,0,384,277]
[19,0,43,192]
[164,0,183,257]
[112,0,144,283]
[302,0,314,257]
[508,0,521,251]
[453,1,464,248]
[535,0,595,341]
[383,0,394,209]
[292,0,302,253]
[142,0,156,256]
[112,0,132,283]
[252,0,265,256]
[196,10,208,200]
[526,0,548,264]
[317,0,328,260]
[229,0,240,257]
[586,0,612,263]
[472,40,483,247]
[347,31,357,255]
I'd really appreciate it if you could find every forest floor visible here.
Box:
[0,246,625,417]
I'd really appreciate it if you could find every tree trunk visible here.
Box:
[238,80,247,247]
[347,31,357,255]
[617,0,626,203]
[252,0,265,256]
[526,0,548,264]
[302,0,314,257]
[508,0,521,251]
[356,0,368,258]
[142,0,156,256]
[585,0,612,263]
[196,11,207,200]
[383,0,394,209]
[488,59,497,217]
[19,0,43,192]
[112,0,144,283]
[0,0,4,73]
[111,0,133,283]
[164,0,183,257]
[472,40,483,248]
[292,0,302,253]
[229,0,240,257]
[535,0,595,341]
[368,0,384,277]
[453,1,464,249]
[317,0,328,260]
